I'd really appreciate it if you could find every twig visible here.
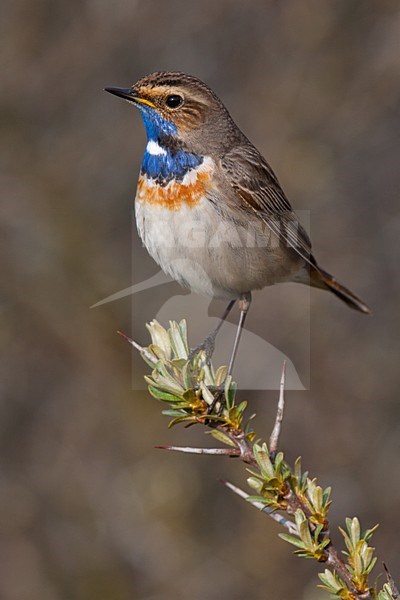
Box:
[223,480,298,535]
[117,330,158,365]
[383,563,400,598]
[269,360,286,455]
[156,444,240,457]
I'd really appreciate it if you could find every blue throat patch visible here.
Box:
[138,104,203,184]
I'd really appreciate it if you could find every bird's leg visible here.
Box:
[228,292,252,376]
[189,299,236,362]
[206,293,251,418]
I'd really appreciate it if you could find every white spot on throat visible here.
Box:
[140,156,215,190]
[146,140,167,156]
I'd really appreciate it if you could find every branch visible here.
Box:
[127,320,396,600]
[269,360,286,455]
[156,444,240,457]
[222,479,298,535]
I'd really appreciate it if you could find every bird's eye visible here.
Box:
[165,94,183,109]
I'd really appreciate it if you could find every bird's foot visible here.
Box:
[190,336,227,418]
[189,333,216,365]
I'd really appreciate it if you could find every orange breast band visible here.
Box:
[136,159,214,211]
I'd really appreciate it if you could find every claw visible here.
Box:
[189,333,216,364]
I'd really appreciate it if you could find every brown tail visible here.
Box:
[310,266,371,314]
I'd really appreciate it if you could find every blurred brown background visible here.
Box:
[1,1,400,598]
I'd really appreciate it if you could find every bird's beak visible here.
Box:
[105,87,156,108]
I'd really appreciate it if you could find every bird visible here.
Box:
[105,71,370,373]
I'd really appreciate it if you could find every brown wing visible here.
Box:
[220,144,316,268]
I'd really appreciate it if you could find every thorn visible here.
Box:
[117,330,158,365]
[117,329,133,344]
[269,360,286,456]
[222,479,297,535]
[155,445,240,456]
[383,563,399,598]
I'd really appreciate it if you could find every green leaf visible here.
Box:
[153,359,177,382]
[294,456,302,480]
[253,443,275,479]
[365,556,377,574]
[208,429,237,447]
[313,524,324,540]
[350,517,361,547]
[247,476,263,493]
[273,452,285,474]
[236,401,248,418]
[317,538,331,551]
[161,409,187,417]
[362,524,379,542]
[245,495,274,505]
[169,358,187,369]
[147,385,183,403]
[214,366,228,387]
[279,533,305,549]
[278,533,306,550]
[169,320,189,359]
[178,319,188,348]
[148,344,168,361]
[318,569,344,593]
[224,376,236,409]
[146,320,171,358]
[295,510,313,550]
[149,373,185,395]
[199,382,215,406]
[338,525,352,554]
[141,353,159,369]
[168,415,197,428]
[182,388,197,402]
[353,551,363,575]
[323,487,332,504]
[180,361,193,389]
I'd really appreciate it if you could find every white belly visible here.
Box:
[135,195,305,299]
[135,197,228,297]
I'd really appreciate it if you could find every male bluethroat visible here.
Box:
[106,72,370,373]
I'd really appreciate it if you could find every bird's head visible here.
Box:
[106,71,242,155]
